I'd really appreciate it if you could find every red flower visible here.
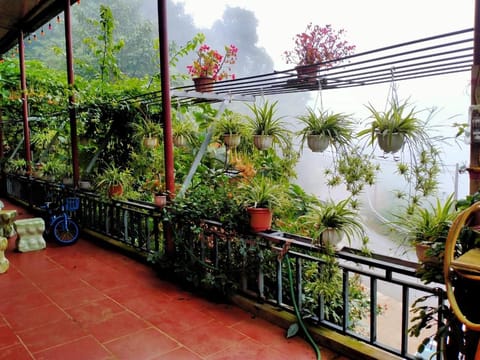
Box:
[284,23,355,67]
[187,43,238,80]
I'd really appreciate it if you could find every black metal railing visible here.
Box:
[5,174,165,256]
[4,174,442,359]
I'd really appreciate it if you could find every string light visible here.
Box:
[40,29,45,36]
[33,33,37,41]
[27,37,32,44]
[56,15,61,23]
[48,23,52,30]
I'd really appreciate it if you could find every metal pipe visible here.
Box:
[18,31,31,175]
[64,0,79,188]
[157,0,174,255]
[470,0,480,194]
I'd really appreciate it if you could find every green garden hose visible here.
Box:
[285,253,321,360]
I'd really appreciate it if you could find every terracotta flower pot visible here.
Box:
[247,207,272,232]
[154,194,167,208]
[108,184,123,198]
[295,64,320,81]
[193,77,215,92]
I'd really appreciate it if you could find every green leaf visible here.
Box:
[286,323,300,338]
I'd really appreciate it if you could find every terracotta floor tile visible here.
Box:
[0,325,20,349]
[105,327,179,360]
[0,289,51,314]
[202,302,252,327]
[205,338,271,360]
[33,336,112,360]
[9,252,61,275]
[86,311,150,343]
[47,284,105,310]
[119,293,172,318]
[270,335,324,360]
[174,321,247,357]
[0,276,37,298]
[26,268,84,292]
[4,303,69,332]
[146,301,215,336]
[18,318,86,353]
[82,269,129,292]
[67,298,124,326]
[231,316,286,346]
[0,343,33,360]
[154,346,203,359]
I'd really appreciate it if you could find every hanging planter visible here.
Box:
[376,132,405,153]
[307,134,329,152]
[295,64,320,81]
[173,135,187,147]
[193,76,215,92]
[321,228,343,248]
[253,135,273,150]
[143,136,159,149]
[223,133,241,149]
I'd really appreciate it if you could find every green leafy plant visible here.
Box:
[95,163,133,195]
[300,197,366,245]
[246,100,291,149]
[296,107,353,151]
[358,98,430,153]
[216,110,247,135]
[239,176,285,210]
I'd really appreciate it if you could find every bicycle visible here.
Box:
[42,197,80,245]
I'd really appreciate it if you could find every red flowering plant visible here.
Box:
[143,174,164,195]
[284,23,355,67]
[187,43,238,80]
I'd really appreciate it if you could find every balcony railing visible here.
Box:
[5,174,443,359]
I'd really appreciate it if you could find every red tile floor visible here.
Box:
[0,198,348,360]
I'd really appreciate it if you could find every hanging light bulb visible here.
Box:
[27,37,32,44]
[48,23,52,30]
[56,15,61,23]
[41,29,45,36]
[33,33,37,41]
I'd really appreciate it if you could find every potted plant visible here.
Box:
[8,158,27,175]
[187,43,238,92]
[296,107,353,152]
[42,158,67,182]
[358,99,429,154]
[246,100,291,151]
[96,164,133,198]
[408,192,480,359]
[239,176,285,232]
[283,23,355,80]
[172,110,198,147]
[131,115,163,149]
[143,173,167,207]
[394,193,458,263]
[300,197,365,248]
[216,110,247,149]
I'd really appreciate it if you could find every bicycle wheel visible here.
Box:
[52,217,79,245]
